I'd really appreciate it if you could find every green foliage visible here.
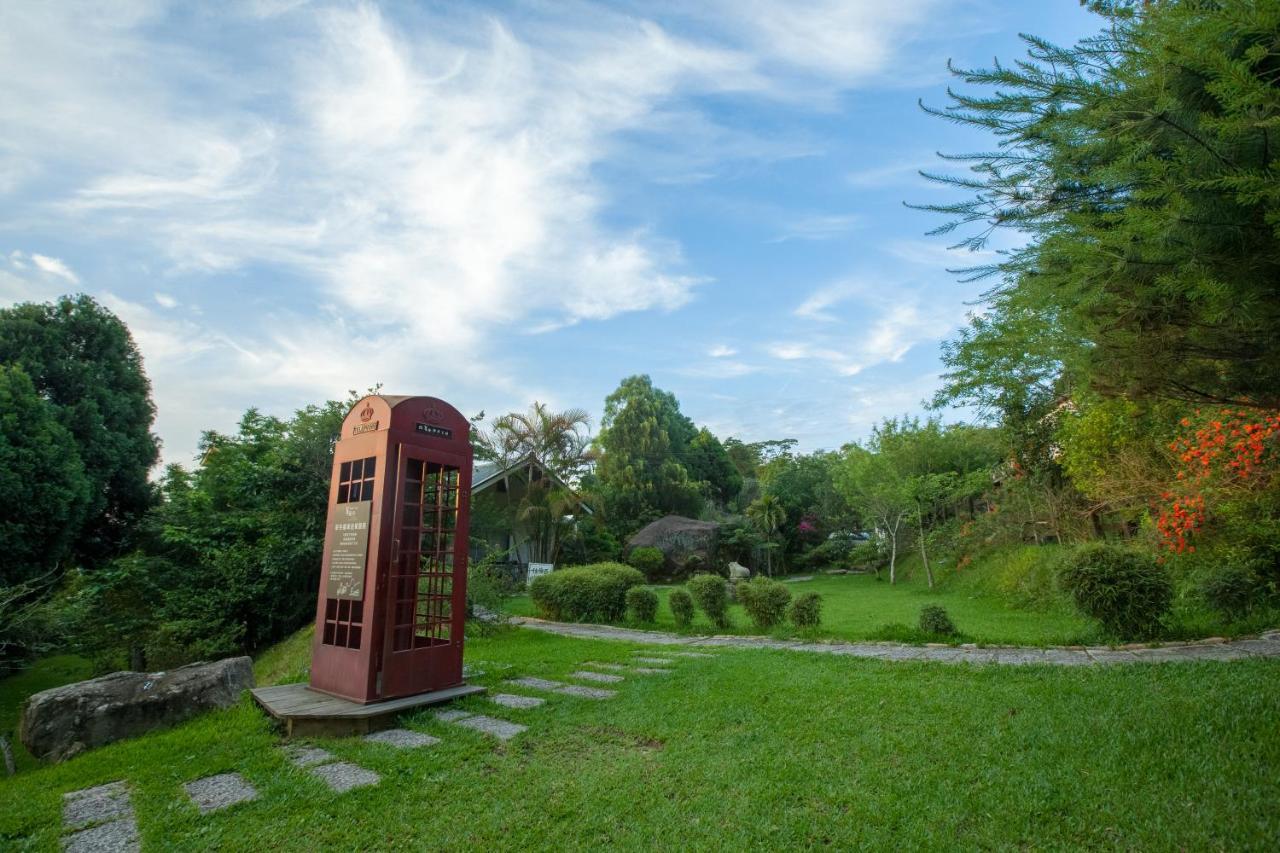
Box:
[625,586,659,624]
[923,4,1280,411]
[0,294,159,567]
[1200,563,1270,622]
[668,588,695,628]
[735,577,792,630]
[1058,544,1172,639]
[528,562,645,622]
[466,552,514,635]
[687,573,730,629]
[0,365,90,589]
[595,375,704,533]
[788,592,822,629]
[560,517,621,565]
[685,427,743,505]
[627,546,666,580]
[918,604,957,637]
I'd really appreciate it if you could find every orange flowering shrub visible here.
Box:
[1158,409,1280,553]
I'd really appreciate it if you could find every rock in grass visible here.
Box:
[20,657,253,763]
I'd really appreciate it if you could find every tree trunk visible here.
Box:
[917,503,933,589]
[888,519,898,585]
[129,645,146,672]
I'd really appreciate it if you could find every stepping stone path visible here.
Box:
[633,656,675,666]
[310,762,381,793]
[631,667,671,675]
[506,677,617,700]
[183,772,258,814]
[281,743,381,793]
[672,652,715,659]
[364,728,439,748]
[433,708,473,723]
[582,662,626,671]
[570,670,624,684]
[490,693,545,709]
[61,781,139,853]
[584,660,671,675]
[431,706,527,741]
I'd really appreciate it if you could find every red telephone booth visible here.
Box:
[309,395,473,704]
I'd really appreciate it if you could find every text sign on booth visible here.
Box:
[327,501,372,600]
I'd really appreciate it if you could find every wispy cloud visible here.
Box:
[769,213,862,243]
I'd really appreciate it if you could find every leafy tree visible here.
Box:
[685,428,743,505]
[745,494,786,576]
[0,366,91,588]
[836,444,913,584]
[595,375,703,533]
[0,295,159,566]
[481,401,592,481]
[920,2,1280,411]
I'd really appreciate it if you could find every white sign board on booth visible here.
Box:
[527,562,554,587]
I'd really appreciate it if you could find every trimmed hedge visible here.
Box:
[628,546,666,580]
[529,562,645,622]
[736,577,792,630]
[1058,544,1171,639]
[688,573,730,629]
[626,586,658,623]
[669,588,695,628]
[918,604,957,636]
[789,592,822,628]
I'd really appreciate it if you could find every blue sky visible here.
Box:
[0,1,1101,466]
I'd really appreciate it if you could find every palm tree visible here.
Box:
[487,402,591,481]
[746,494,786,576]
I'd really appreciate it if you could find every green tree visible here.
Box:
[685,428,743,505]
[745,494,786,576]
[0,366,91,588]
[0,295,158,566]
[482,401,592,481]
[595,376,703,533]
[920,2,1280,410]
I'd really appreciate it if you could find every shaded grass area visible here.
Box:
[1,627,1277,850]
[0,655,93,775]
[507,570,1099,646]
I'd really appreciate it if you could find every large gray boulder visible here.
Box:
[20,656,253,762]
[627,515,720,579]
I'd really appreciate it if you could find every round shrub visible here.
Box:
[1201,563,1266,621]
[628,546,666,580]
[687,573,730,629]
[918,604,957,636]
[788,592,822,629]
[529,562,645,623]
[625,586,658,623]
[736,577,792,630]
[1058,544,1172,639]
[669,588,695,628]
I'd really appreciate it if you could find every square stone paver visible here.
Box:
[571,670,623,684]
[491,693,545,709]
[284,745,334,768]
[583,662,626,671]
[62,818,139,853]
[183,772,259,814]
[632,656,675,665]
[453,715,527,741]
[557,684,617,700]
[63,781,132,830]
[433,709,473,722]
[631,667,672,675]
[310,761,381,793]
[673,652,715,658]
[364,728,440,749]
[507,677,567,692]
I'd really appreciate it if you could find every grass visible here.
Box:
[0,655,94,775]
[1,627,1278,849]
[507,569,1100,646]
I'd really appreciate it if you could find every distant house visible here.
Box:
[468,453,592,579]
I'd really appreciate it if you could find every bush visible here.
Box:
[626,587,658,623]
[628,546,666,580]
[688,573,730,629]
[918,604,957,636]
[1201,563,1267,621]
[789,592,822,628]
[799,538,853,570]
[669,588,695,628]
[529,562,645,622]
[736,577,792,630]
[1058,544,1172,639]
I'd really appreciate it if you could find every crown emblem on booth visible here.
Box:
[359,404,375,423]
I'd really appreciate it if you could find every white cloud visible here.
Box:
[769,213,862,243]
[154,292,177,309]
[708,344,736,358]
[30,253,80,284]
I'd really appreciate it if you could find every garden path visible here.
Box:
[509,617,1280,665]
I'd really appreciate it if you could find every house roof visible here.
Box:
[471,453,593,514]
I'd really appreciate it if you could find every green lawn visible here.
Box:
[1,628,1276,849]
[506,570,1100,646]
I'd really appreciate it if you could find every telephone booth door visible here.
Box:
[381,445,467,697]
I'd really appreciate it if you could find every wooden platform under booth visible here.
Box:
[251,682,486,738]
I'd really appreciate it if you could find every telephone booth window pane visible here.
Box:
[337,484,350,503]
[340,461,352,481]
[322,454,375,649]
[350,458,363,480]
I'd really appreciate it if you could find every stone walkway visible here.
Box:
[510,617,1280,665]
